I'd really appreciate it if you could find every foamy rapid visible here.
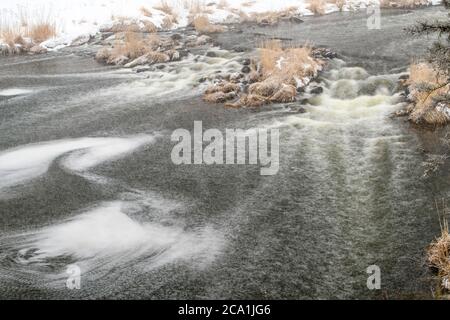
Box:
[72,49,243,105]
[255,62,404,133]
[0,135,155,192]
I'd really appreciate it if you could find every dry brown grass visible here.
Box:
[328,0,346,11]
[140,6,152,17]
[248,41,321,103]
[0,9,56,51]
[193,15,224,33]
[153,0,174,15]
[427,201,450,293]
[161,15,177,29]
[307,0,327,15]
[112,32,151,60]
[258,40,318,81]
[185,0,203,14]
[211,40,323,108]
[27,22,56,43]
[407,62,450,125]
[239,7,299,25]
[186,0,215,25]
[97,32,167,65]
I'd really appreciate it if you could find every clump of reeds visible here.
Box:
[427,200,450,295]
[307,0,327,15]
[193,15,224,33]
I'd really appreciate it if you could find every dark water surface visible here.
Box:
[0,7,449,299]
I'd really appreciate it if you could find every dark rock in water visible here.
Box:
[156,64,166,70]
[313,48,337,59]
[290,17,304,24]
[399,74,409,80]
[403,87,410,97]
[299,98,310,105]
[179,49,189,58]
[324,51,337,59]
[101,32,114,40]
[206,51,217,57]
[232,46,246,52]
[241,66,251,74]
[199,77,208,83]
[315,77,325,83]
[285,105,307,113]
[296,86,305,93]
[136,66,152,73]
[242,58,251,66]
[310,86,323,95]
[170,33,183,41]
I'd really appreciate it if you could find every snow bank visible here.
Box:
[0,0,442,51]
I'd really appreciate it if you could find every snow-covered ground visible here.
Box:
[0,0,442,50]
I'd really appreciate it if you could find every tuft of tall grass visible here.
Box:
[139,6,152,17]
[111,32,160,60]
[193,15,224,33]
[307,0,327,15]
[0,5,56,52]
[27,22,56,43]
[153,0,174,15]
[427,200,450,294]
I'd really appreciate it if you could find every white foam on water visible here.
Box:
[71,51,243,106]
[0,88,33,96]
[61,135,153,172]
[16,200,223,272]
[0,135,155,191]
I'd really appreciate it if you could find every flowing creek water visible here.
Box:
[0,7,449,299]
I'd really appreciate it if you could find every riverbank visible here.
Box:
[0,0,443,54]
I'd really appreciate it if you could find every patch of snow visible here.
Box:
[276,56,285,70]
